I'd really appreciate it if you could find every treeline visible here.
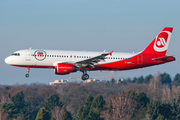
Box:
[0,72,180,120]
[116,72,180,85]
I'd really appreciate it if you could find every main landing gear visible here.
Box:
[82,74,89,80]
[25,67,30,78]
[81,68,89,80]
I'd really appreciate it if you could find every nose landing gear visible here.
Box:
[25,67,30,78]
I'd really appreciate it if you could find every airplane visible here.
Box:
[5,27,175,80]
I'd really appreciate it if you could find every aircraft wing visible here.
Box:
[74,51,113,68]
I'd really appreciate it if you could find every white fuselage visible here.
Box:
[5,49,136,68]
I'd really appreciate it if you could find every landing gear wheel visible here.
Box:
[82,74,89,80]
[25,74,29,78]
[25,67,30,78]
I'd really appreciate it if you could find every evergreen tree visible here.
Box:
[159,103,171,119]
[61,106,72,120]
[147,100,171,120]
[44,94,63,112]
[147,101,161,119]
[88,95,105,120]
[76,103,84,120]
[12,91,25,112]
[136,92,150,107]
[160,72,172,85]
[144,74,153,84]
[126,78,132,83]
[19,107,29,120]
[177,93,180,104]
[111,78,115,84]
[76,95,94,120]
[132,77,137,83]
[169,98,180,120]
[0,103,18,119]
[127,90,137,98]
[174,73,180,82]
[135,76,144,84]
[0,91,29,119]
[35,107,50,120]
[156,114,167,120]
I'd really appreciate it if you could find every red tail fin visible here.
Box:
[141,27,173,56]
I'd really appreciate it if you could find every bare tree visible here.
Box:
[100,94,138,120]
[0,110,8,120]
[51,106,62,120]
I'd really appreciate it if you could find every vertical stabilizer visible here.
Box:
[141,27,173,56]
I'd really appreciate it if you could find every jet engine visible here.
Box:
[55,63,78,75]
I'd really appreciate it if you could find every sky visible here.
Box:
[0,0,180,85]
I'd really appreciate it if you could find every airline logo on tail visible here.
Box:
[153,31,171,52]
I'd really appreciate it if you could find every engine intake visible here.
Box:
[55,63,78,75]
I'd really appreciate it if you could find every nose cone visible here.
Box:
[5,57,11,64]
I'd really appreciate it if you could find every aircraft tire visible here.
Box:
[82,74,89,80]
[25,74,29,78]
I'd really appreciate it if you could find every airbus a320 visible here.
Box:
[5,27,175,80]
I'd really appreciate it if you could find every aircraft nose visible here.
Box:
[5,57,11,64]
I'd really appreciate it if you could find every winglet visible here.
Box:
[108,51,113,56]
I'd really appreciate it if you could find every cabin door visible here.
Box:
[25,50,31,61]
[137,54,143,64]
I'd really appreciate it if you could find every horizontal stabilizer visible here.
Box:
[152,56,174,61]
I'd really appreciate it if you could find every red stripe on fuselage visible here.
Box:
[10,54,175,71]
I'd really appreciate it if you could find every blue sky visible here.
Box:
[1,0,180,85]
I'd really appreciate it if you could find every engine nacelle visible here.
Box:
[55,63,78,75]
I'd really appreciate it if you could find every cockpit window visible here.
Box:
[12,53,20,56]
